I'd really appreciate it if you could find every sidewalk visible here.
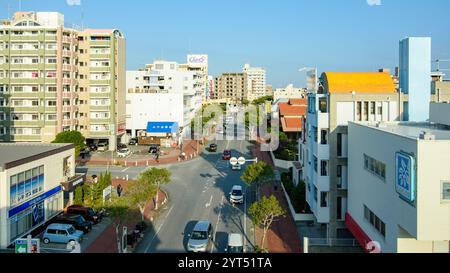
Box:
[252,140,302,253]
[85,186,167,253]
[77,140,202,167]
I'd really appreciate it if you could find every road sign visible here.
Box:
[238,157,246,165]
[15,239,27,254]
[230,157,238,166]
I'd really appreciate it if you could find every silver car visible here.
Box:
[230,185,244,204]
[187,221,214,253]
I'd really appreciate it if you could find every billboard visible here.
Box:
[306,69,318,93]
[187,54,208,67]
[395,152,416,203]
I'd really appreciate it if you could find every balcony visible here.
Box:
[62,78,78,86]
[62,50,77,58]
[62,119,78,127]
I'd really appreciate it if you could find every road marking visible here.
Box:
[121,167,130,173]
[205,195,213,208]
[212,195,224,254]
[145,206,174,253]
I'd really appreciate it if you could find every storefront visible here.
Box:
[61,174,86,207]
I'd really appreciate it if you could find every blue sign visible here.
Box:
[395,152,416,203]
[9,186,62,218]
[146,122,178,134]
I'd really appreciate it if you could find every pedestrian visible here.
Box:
[117,184,123,197]
[155,151,160,163]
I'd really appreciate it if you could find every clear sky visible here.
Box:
[1,0,449,87]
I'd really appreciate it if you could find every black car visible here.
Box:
[148,144,160,154]
[88,143,98,151]
[209,144,218,152]
[117,143,127,150]
[50,214,93,234]
[129,138,138,146]
[80,147,90,157]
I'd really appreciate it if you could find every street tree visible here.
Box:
[249,195,286,252]
[139,168,171,210]
[105,195,133,253]
[127,178,157,221]
[52,131,85,157]
[241,161,275,200]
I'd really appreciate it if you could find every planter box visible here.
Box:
[270,150,294,170]
[281,182,315,223]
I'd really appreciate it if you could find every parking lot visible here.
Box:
[82,144,182,162]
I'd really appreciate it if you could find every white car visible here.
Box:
[225,233,244,253]
[117,148,131,158]
[230,185,244,204]
[97,143,108,152]
[231,163,242,171]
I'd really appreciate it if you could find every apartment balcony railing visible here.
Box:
[62,78,78,86]
[62,119,79,127]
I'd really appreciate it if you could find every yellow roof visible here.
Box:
[322,72,396,94]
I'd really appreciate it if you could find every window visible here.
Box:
[47,100,57,107]
[320,192,328,207]
[0,127,5,135]
[320,161,328,176]
[337,197,343,220]
[47,86,57,92]
[364,205,386,238]
[337,133,342,157]
[47,114,57,121]
[321,130,328,145]
[10,166,44,206]
[313,156,318,173]
[364,154,386,181]
[443,182,450,201]
[371,102,376,115]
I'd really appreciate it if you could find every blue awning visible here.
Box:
[147,122,179,134]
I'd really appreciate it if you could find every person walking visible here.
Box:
[117,184,123,197]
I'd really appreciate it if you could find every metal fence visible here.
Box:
[308,238,359,247]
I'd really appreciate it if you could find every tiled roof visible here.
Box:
[281,117,302,132]
[322,72,396,93]
[279,103,307,117]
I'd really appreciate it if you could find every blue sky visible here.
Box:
[1,0,449,87]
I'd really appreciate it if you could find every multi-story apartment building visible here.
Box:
[274,84,306,102]
[243,64,267,101]
[299,72,407,239]
[179,54,209,102]
[0,12,125,151]
[77,29,126,151]
[213,72,248,103]
[126,60,203,140]
[346,102,450,253]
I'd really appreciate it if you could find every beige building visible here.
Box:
[274,84,306,101]
[243,64,267,101]
[213,73,248,103]
[0,12,126,151]
[347,103,450,253]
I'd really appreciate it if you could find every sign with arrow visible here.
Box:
[15,239,27,254]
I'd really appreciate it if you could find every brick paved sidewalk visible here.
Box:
[85,188,167,253]
[77,140,202,167]
[252,140,302,253]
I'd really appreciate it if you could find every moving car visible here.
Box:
[117,143,127,150]
[231,163,242,171]
[222,150,232,160]
[117,148,131,158]
[148,144,159,154]
[129,138,138,146]
[187,221,214,253]
[65,205,102,224]
[88,143,97,152]
[97,142,108,152]
[50,214,92,234]
[225,233,244,253]
[42,223,83,244]
[230,185,244,204]
[209,144,218,152]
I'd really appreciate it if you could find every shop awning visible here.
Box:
[146,122,179,134]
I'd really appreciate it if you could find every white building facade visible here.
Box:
[347,105,450,253]
[274,84,306,101]
[243,64,267,101]
[126,60,203,138]
[0,143,75,249]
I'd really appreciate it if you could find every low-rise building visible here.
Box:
[274,84,306,101]
[0,143,75,249]
[346,103,450,253]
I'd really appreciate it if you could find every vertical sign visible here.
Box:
[395,152,416,203]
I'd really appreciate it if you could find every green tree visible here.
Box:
[139,168,171,210]
[73,186,83,205]
[279,132,289,143]
[127,178,157,221]
[249,195,286,251]
[105,195,133,253]
[52,131,85,157]
[241,161,275,200]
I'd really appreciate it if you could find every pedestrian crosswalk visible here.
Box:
[215,160,230,170]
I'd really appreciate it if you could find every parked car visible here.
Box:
[80,147,90,157]
[187,221,214,253]
[209,144,218,152]
[117,143,127,150]
[50,214,92,234]
[65,205,102,224]
[148,144,160,154]
[117,148,131,158]
[129,138,138,146]
[88,143,98,152]
[42,223,83,244]
[230,185,244,204]
[97,142,108,152]
[222,149,232,160]
[225,233,244,253]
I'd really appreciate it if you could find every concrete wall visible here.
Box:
[430,102,450,126]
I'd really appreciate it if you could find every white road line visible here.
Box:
[212,195,224,253]
[121,167,130,173]
[205,195,213,208]
[145,206,174,253]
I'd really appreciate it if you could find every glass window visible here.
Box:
[10,175,18,205]
[443,182,450,201]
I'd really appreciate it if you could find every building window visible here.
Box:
[371,102,376,115]
[320,192,328,208]
[0,127,5,135]
[47,100,57,107]
[320,130,328,145]
[320,161,328,176]
[364,154,386,181]
[313,156,318,173]
[442,182,450,201]
[364,205,386,238]
[337,165,342,188]
[10,166,44,206]
[356,102,362,121]
[337,133,342,157]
